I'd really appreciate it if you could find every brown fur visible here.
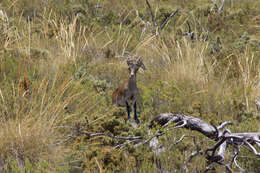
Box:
[112,57,146,123]
[112,81,128,107]
[112,78,138,107]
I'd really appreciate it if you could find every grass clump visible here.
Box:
[0,0,260,172]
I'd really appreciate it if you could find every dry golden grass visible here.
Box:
[0,0,260,172]
[0,69,90,171]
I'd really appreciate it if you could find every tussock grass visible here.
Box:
[0,117,60,167]
[0,70,81,171]
[0,0,260,172]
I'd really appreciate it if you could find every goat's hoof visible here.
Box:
[128,120,139,127]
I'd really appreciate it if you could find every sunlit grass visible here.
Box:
[0,0,260,172]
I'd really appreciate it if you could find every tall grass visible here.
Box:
[0,0,260,172]
[0,69,79,170]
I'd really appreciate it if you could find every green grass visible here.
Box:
[0,0,260,172]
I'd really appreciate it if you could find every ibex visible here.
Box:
[112,57,146,124]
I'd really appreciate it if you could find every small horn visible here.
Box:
[127,58,133,66]
[137,57,146,70]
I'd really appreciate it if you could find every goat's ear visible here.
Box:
[137,57,146,70]
[127,58,133,66]
[137,57,141,63]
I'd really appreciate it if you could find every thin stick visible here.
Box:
[160,9,179,30]
[218,0,225,13]
[145,0,157,27]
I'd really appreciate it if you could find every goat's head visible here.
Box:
[127,57,146,77]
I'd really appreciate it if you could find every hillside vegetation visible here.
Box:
[0,0,260,172]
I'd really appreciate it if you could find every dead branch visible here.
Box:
[54,127,143,146]
[135,131,164,147]
[244,140,260,156]
[228,145,245,172]
[224,132,260,146]
[149,113,220,140]
[205,138,227,163]
[81,131,143,140]
[55,112,259,172]
[189,149,203,162]
[217,121,232,130]
[149,113,260,148]
[53,134,74,146]
[218,0,225,13]
[189,136,203,161]
[149,113,260,171]
[113,139,139,149]
[160,9,179,31]
[255,99,260,113]
[145,0,157,27]
[169,135,194,149]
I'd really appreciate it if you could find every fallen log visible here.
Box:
[149,113,260,171]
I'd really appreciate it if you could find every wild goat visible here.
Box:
[112,58,146,124]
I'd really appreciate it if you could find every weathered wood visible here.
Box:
[56,112,260,171]
[149,113,260,171]
[149,113,223,140]
[218,0,225,13]
[255,99,260,113]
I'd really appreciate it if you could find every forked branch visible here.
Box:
[55,113,260,172]
[149,113,260,170]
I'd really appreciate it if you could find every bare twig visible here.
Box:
[217,121,232,130]
[145,0,157,27]
[53,134,74,146]
[169,135,194,149]
[174,135,187,145]
[113,139,139,149]
[217,140,226,162]
[218,0,225,13]
[244,140,260,156]
[174,120,187,128]
[234,158,245,172]
[160,9,179,30]
[82,131,143,140]
[149,112,260,172]
[188,135,203,161]
[205,138,226,161]
[255,99,260,113]
[229,145,245,172]
[189,149,203,162]
[150,113,218,140]
[55,112,260,172]
[135,131,164,147]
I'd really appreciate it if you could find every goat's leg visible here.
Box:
[125,101,131,120]
[134,101,140,124]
